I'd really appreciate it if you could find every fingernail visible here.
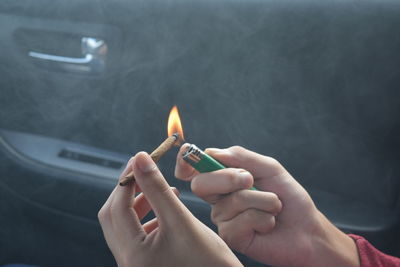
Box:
[137,152,157,173]
[181,143,191,151]
[128,156,135,164]
[239,170,253,187]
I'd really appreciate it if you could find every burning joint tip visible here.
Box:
[171,132,184,146]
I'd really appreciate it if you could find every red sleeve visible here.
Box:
[348,234,400,267]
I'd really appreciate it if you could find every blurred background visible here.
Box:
[0,0,399,266]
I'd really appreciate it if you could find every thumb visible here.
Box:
[132,152,190,226]
[175,143,198,181]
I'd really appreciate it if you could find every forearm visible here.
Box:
[307,211,360,267]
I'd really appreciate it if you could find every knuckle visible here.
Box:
[233,169,253,189]
[264,215,276,231]
[257,214,276,234]
[127,156,135,166]
[266,156,281,169]
[273,195,283,213]
[269,215,276,227]
[97,206,109,222]
[227,170,240,183]
[228,145,245,155]
[264,192,282,213]
[144,166,159,177]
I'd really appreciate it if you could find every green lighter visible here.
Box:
[182,144,257,190]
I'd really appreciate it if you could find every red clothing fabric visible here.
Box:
[348,234,400,267]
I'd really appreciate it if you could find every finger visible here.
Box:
[98,156,136,227]
[218,209,276,254]
[191,168,254,204]
[134,187,180,221]
[132,152,189,225]
[110,157,144,237]
[104,156,136,207]
[175,143,198,181]
[113,157,137,210]
[205,146,286,180]
[143,218,158,234]
[98,186,117,229]
[211,190,282,224]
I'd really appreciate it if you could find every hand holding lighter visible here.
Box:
[182,144,257,191]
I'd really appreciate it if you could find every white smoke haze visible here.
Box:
[0,3,399,263]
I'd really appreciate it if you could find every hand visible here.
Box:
[98,152,242,267]
[175,145,360,267]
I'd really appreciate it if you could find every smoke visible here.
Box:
[0,0,399,227]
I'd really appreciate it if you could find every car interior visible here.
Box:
[0,0,399,266]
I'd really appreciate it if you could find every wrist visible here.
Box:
[306,211,360,267]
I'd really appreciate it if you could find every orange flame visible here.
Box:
[167,105,185,142]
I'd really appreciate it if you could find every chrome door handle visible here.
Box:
[28,52,94,64]
[28,37,107,74]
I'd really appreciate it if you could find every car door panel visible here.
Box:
[0,0,399,266]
